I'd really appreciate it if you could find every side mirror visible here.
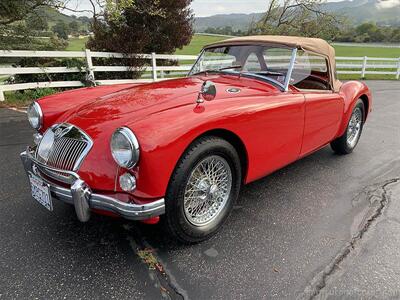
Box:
[197,81,216,103]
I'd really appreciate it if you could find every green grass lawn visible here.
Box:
[65,37,89,51]
[175,35,226,55]
[334,45,400,58]
[67,34,398,59]
[177,35,400,58]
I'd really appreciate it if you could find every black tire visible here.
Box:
[163,136,242,244]
[331,99,365,155]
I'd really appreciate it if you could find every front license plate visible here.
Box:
[28,172,53,211]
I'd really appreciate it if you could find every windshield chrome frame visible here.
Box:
[188,45,298,93]
[284,48,298,92]
[188,48,205,76]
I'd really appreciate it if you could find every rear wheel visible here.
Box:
[163,137,242,244]
[331,99,365,155]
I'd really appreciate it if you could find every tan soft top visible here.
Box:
[206,35,341,91]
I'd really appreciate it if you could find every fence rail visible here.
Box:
[0,49,197,101]
[0,49,399,101]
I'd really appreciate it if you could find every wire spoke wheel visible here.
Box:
[347,107,363,148]
[183,155,232,227]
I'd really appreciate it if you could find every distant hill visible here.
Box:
[40,7,90,31]
[325,0,400,25]
[194,0,400,32]
[195,13,263,32]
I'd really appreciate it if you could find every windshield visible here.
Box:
[189,44,297,89]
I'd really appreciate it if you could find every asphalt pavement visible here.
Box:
[0,81,399,299]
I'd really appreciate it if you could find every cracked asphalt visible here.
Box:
[0,81,399,299]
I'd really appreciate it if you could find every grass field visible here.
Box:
[176,35,400,57]
[65,37,89,51]
[334,45,400,58]
[175,35,226,55]
[65,34,399,59]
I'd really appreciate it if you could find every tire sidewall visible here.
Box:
[165,137,242,242]
[344,100,365,152]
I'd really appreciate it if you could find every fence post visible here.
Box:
[0,89,4,102]
[396,57,400,80]
[85,49,95,81]
[151,52,158,81]
[360,56,368,79]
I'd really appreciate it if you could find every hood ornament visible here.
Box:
[197,81,216,104]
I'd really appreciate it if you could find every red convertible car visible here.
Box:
[21,36,371,243]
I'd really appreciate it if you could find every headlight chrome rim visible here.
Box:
[27,101,43,130]
[110,127,140,169]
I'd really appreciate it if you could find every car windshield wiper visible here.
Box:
[218,65,242,71]
[191,65,242,76]
[255,70,285,76]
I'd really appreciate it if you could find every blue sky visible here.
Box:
[64,0,341,17]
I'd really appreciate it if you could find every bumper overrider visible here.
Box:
[20,147,165,222]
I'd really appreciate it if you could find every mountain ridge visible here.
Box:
[194,0,400,31]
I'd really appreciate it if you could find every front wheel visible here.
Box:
[163,137,242,243]
[331,99,365,155]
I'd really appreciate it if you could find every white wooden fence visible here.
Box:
[337,56,400,79]
[0,49,399,101]
[0,50,197,101]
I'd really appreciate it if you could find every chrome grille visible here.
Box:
[37,123,93,173]
[46,137,88,171]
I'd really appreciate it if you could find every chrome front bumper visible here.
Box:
[20,149,165,222]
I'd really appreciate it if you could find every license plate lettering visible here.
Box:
[29,173,53,211]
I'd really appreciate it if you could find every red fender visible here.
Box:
[336,81,372,138]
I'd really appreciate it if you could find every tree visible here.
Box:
[355,23,386,42]
[0,0,68,25]
[69,21,79,33]
[26,13,48,31]
[205,27,217,34]
[250,0,343,40]
[0,0,68,50]
[52,21,70,40]
[391,29,400,42]
[87,0,194,54]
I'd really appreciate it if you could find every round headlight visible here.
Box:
[27,102,43,130]
[110,127,140,169]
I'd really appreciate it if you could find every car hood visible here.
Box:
[73,77,204,121]
[64,74,281,123]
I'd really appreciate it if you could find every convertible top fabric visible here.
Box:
[206,35,342,92]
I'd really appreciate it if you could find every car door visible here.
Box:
[290,51,344,156]
[301,92,344,155]
[237,49,306,182]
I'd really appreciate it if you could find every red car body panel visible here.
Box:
[36,74,371,204]
[38,83,141,132]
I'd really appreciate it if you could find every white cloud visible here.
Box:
[215,4,229,13]
[376,0,400,9]
[191,0,268,17]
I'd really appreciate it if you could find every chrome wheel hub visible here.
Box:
[183,155,232,226]
[347,107,363,148]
